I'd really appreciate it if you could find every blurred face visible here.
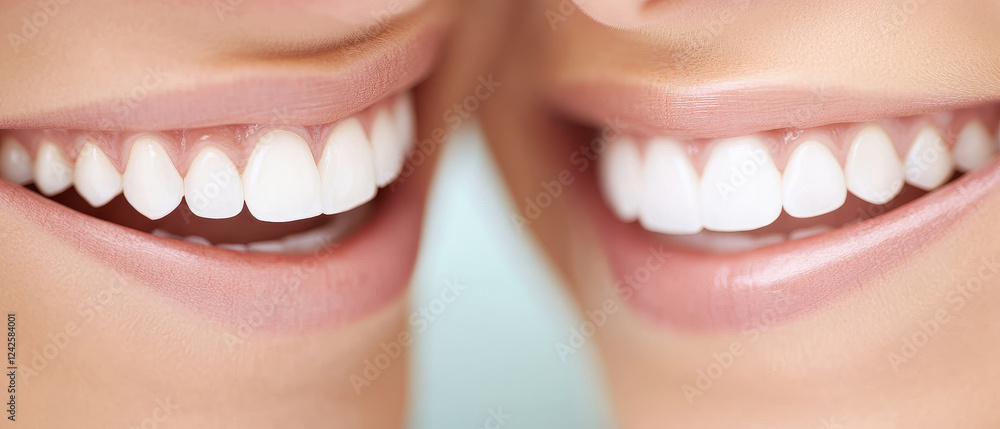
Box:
[0,0,509,426]
[480,0,1000,427]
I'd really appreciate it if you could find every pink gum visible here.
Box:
[627,103,1000,172]
[0,93,404,175]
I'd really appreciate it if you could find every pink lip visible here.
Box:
[0,163,429,332]
[578,141,1000,332]
[0,23,446,131]
[548,81,1000,139]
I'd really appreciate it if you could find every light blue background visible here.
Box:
[408,123,611,428]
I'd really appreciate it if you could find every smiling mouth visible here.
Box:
[598,104,1000,251]
[0,92,413,253]
[545,82,1000,330]
[0,4,451,332]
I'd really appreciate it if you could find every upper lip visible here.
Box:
[0,17,447,131]
[547,80,1000,139]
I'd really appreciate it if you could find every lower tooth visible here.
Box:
[670,231,785,252]
[247,241,286,253]
[788,225,834,240]
[217,243,248,252]
[184,236,211,246]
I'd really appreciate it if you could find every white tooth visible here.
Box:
[218,243,248,252]
[599,137,643,222]
[393,92,416,152]
[318,118,378,215]
[637,138,702,234]
[184,147,244,219]
[151,229,184,240]
[247,240,286,254]
[242,130,322,222]
[33,141,73,195]
[282,227,337,254]
[788,225,833,241]
[953,120,995,172]
[123,137,184,220]
[844,125,904,205]
[0,138,33,185]
[74,142,123,207]
[184,235,212,246]
[670,231,784,252]
[781,141,846,218]
[904,126,953,191]
[371,107,404,187]
[700,136,782,232]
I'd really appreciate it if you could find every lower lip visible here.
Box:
[0,160,429,333]
[579,140,1000,332]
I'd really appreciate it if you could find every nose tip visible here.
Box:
[571,0,665,28]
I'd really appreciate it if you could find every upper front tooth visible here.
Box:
[318,118,377,215]
[599,137,643,222]
[371,107,405,187]
[0,138,33,185]
[74,142,123,207]
[953,120,995,172]
[844,125,904,205]
[638,138,702,235]
[904,126,953,191]
[123,137,184,220]
[781,140,846,218]
[700,136,782,232]
[184,146,244,219]
[33,141,74,196]
[393,93,416,153]
[242,130,322,222]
